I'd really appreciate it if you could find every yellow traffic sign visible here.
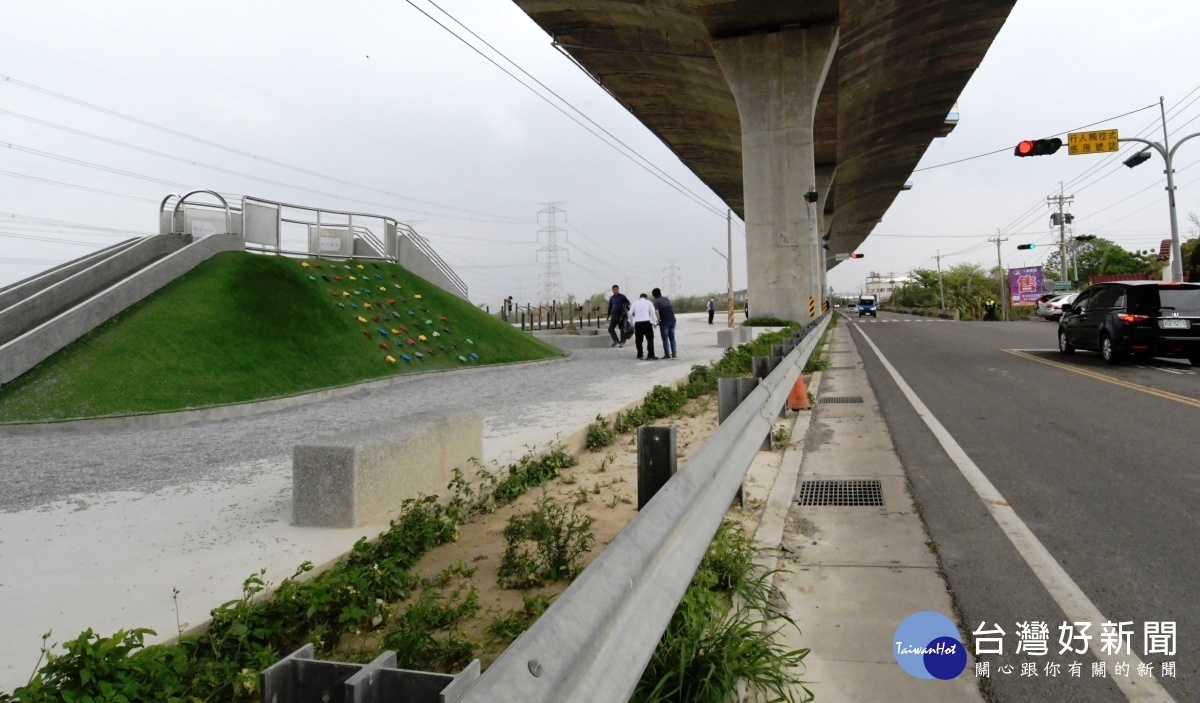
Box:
[1068,129,1119,155]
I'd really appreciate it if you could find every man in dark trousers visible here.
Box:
[629,292,659,360]
[607,284,630,347]
[707,297,716,324]
[653,288,677,359]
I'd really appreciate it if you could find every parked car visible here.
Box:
[1058,281,1200,364]
[1036,293,1078,320]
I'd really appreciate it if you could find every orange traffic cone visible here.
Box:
[787,375,811,411]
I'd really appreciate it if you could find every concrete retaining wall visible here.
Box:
[0,238,141,313]
[0,234,242,385]
[293,410,483,527]
[0,235,188,347]
[398,237,465,300]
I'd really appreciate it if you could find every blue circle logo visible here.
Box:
[893,611,967,680]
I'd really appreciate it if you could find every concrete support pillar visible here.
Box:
[816,166,837,304]
[714,25,839,323]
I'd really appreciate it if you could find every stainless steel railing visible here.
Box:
[159,192,468,299]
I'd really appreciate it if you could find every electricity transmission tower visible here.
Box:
[663,259,681,297]
[536,202,569,305]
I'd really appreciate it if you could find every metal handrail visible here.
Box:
[456,316,830,702]
[395,222,468,297]
[165,191,468,299]
[171,190,231,235]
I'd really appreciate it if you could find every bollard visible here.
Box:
[637,426,678,510]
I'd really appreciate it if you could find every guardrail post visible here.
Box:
[637,426,677,510]
[717,376,765,508]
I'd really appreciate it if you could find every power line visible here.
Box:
[420,0,726,218]
[0,77,533,225]
[0,169,159,204]
[401,0,727,219]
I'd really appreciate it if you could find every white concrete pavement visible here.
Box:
[771,319,982,701]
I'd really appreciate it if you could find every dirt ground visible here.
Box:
[337,379,808,667]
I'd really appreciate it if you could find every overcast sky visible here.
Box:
[3,0,1200,305]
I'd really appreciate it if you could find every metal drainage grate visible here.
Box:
[827,365,856,370]
[797,479,884,506]
[819,396,864,404]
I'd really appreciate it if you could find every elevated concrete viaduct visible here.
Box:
[513,1,1017,321]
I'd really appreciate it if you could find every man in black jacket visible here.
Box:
[608,284,630,347]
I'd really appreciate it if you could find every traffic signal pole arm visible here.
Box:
[1118,132,1200,281]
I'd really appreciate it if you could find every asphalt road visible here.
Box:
[850,311,1198,703]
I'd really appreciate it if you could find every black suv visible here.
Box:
[1058,281,1200,364]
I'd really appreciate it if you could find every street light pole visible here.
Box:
[1119,102,1200,282]
[726,209,734,328]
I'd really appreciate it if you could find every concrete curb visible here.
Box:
[752,369,824,566]
[0,356,570,436]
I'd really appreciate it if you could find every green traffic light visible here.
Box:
[1017,243,1036,250]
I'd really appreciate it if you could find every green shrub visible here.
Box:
[485,593,552,646]
[585,414,617,449]
[498,495,595,589]
[381,586,479,672]
[744,316,795,327]
[633,520,812,703]
[492,445,578,506]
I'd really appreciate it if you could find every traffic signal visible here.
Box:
[1123,150,1152,169]
[1014,138,1063,157]
[1017,243,1036,250]
[849,253,865,259]
[1074,234,1097,242]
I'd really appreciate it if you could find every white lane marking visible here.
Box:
[1133,365,1187,376]
[854,326,1176,703]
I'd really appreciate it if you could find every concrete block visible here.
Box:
[293,410,482,528]
[717,327,753,348]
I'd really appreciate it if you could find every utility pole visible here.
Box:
[726,209,734,328]
[1047,185,1074,286]
[935,250,946,310]
[989,232,1010,321]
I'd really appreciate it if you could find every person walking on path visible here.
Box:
[707,297,716,324]
[629,292,659,360]
[653,288,677,359]
[607,285,631,347]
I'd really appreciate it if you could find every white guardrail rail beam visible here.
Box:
[456,314,830,703]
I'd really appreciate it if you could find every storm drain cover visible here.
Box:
[819,396,864,404]
[797,479,884,506]
[828,365,856,370]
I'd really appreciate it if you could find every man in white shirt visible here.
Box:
[629,293,659,360]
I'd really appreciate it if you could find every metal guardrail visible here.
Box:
[260,315,830,703]
[457,314,828,703]
[157,192,468,300]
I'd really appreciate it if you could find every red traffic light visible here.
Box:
[1014,138,1063,157]
[849,253,865,259]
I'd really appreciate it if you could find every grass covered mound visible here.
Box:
[0,252,563,423]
